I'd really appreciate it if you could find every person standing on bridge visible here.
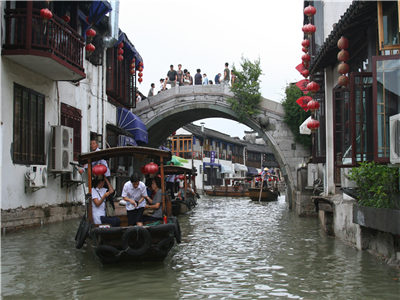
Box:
[215,73,221,84]
[202,73,209,85]
[223,62,230,85]
[148,83,155,97]
[177,64,184,86]
[194,69,202,85]
[167,65,177,88]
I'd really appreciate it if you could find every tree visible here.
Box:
[227,57,262,122]
[281,83,311,148]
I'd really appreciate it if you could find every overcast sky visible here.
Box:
[119,0,304,138]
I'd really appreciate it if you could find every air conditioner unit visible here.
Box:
[390,113,400,164]
[65,162,82,182]
[28,165,47,188]
[49,125,73,173]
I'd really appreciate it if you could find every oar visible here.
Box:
[258,174,265,203]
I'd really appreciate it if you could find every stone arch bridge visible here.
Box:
[134,84,310,205]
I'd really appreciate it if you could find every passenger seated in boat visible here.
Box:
[92,176,114,225]
[122,173,151,226]
[176,182,196,202]
[142,177,163,223]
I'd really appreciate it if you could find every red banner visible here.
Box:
[296,96,312,111]
[295,79,309,94]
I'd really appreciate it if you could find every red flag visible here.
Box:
[295,63,307,74]
[296,96,312,111]
[295,79,310,94]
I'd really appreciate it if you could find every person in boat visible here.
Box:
[142,177,163,223]
[176,181,196,202]
[122,173,151,226]
[92,175,114,225]
[261,167,271,189]
[79,139,110,177]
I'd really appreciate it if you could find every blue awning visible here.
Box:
[203,162,221,168]
[116,31,143,68]
[246,166,258,176]
[88,1,112,26]
[118,135,137,147]
[117,107,148,144]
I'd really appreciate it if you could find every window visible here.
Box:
[106,47,135,108]
[61,103,81,161]
[377,1,400,51]
[13,84,45,165]
[373,55,400,161]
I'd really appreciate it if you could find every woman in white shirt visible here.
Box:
[92,176,114,225]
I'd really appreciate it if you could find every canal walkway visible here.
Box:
[1,196,399,299]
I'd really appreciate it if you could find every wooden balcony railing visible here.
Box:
[3,7,85,78]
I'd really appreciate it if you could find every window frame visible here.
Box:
[13,83,45,165]
[61,103,82,161]
[377,1,400,51]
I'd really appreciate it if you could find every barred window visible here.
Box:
[13,83,45,165]
[61,103,81,161]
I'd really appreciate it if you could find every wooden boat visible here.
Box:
[74,146,181,264]
[248,187,279,202]
[164,165,198,216]
[204,177,250,197]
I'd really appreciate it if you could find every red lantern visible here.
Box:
[304,5,317,17]
[86,28,96,38]
[138,77,143,83]
[302,47,308,53]
[178,174,185,180]
[338,62,349,75]
[301,39,310,48]
[307,99,320,112]
[338,75,349,86]
[337,49,349,62]
[337,36,349,50]
[302,24,316,34]
[306,81,320,93]
[138,62,143,67]
[62,15,70,23]
[307,118,320,131]
[144,162,159,174]
[85,43,95,52]
[117,55,124,61]
[40,8,53,21]
[130,63,136,69]
[301,69,310,78]
[302,54,311,62]
[130,69,136,75]
[138,66,144,72]
[92,164,107,176]
[118,42,124,48]
[117,48,124,55]
[138,72,143,77]
[302,61,310,68]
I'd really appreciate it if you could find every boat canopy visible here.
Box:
[163,165,195,175]
[246,166,258,176]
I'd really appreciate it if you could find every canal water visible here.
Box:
[2,196,399,299]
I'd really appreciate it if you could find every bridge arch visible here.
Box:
[134,85,310,205]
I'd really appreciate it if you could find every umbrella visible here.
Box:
[117,107,148,144]
[172,155,188,163]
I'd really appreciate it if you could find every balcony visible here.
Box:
[2,7,85,81]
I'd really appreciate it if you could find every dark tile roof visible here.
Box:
[309,1,376,74]
[183,123,246,145]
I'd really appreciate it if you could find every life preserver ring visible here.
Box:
[122,226,151,256]
[95,245,120,264]
[168,216,182,244]
[157,236,175,254]
[75,216,90,249]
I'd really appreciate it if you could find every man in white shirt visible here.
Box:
[121,173,150,226]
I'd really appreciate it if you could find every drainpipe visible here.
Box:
[103,0,119,48]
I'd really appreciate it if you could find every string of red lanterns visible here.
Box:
[117,42,124,62]
[337,36,350,87]
[138,61,144,83]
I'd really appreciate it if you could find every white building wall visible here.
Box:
[321,1,352,40]
[1,53,112,210]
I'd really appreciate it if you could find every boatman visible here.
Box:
[79,139,110,176]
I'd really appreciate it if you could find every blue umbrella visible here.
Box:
[117,107,148,144]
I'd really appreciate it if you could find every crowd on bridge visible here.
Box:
[145,62,237,98]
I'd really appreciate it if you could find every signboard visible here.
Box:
[295,79,310,94]
[210,151,215,163]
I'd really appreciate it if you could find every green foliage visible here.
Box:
[281,84,311,148]
[227,57,262,122]
[348,162,400,209]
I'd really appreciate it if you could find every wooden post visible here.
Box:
[26,1,32,50]
[87,159,93,223]
[160,157,169,216]
[258,174,265,203]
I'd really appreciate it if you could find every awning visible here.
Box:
[116,31,143,68]
[220,164,234,174]
[118,135,137,147]
[203,162,221,168]
[246,166,258,176]
[234,163,248,172]
[88,1,112,26]
[117,107,148,144]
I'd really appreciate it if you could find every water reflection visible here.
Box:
[2,196,399,299]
